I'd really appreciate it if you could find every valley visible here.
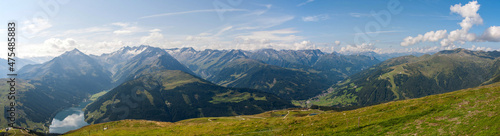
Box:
[65,81,500,135]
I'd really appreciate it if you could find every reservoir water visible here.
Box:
[49,100,92,134]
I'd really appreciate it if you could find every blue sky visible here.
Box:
[1,0,499,58]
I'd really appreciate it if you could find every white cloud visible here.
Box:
[17,38,81,58]
[150,28,162,33]
[400,1,497,47]
[297,0,314,7]
[349,13,371,18]
[91,41,132,54]
[339,43,377,54]
[214,26,233,36]
[401,30,448,46]
[111,22,129,27]
[480,26,500,42]
[335,41,341,46]
[244,4,272,16]
[450,1,482,31]
[234,15,295,31]
[468,45,493,51]
[43,38,80,52]
[140,29,166,46]
[293,41,316,50]
[50,112,86,128]
[236,28,302,43]
[302,14,329,22]
[62,26,112,35]
[112,22,140,35]
[21,18,52,37]
[49,111,88,134]
[113,30,133,35]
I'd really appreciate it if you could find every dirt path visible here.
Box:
[283,111,290,119]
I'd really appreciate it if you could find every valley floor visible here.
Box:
[65,82,500,135]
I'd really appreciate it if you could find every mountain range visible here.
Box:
[3,45,375,131]
[167,47,380,100]
[0,46,198,131]
[2,45,495,134]
[305,48,500,107]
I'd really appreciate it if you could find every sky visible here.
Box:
[1,0,499,58]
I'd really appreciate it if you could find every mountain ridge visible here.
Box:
[304,48,500,107]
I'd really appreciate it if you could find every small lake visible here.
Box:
[49,100,92,134]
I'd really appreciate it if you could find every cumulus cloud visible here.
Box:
[480,26,500,42]
[302,14,329,22]
[400,1,499,47]
[450,1,483,31]
[401,30,448,46]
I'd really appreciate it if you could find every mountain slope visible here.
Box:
[0,49,114,131]
[96,45,194,85]
[66,80,500,135]
[246,49,325,69]
[168,49,338,100]
[247,49,380,76]
[307,48,500,107]
[208,58,333,100]
[84,70,292,124]
[18,49,113,92]
[0,79,49,132]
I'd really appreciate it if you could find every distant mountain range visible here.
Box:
[305,48,500,107]
[167,47,380,100]
[92,45,195,86]
[0,58,39,78]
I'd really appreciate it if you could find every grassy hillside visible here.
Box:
[66,81,499,135]
[0,79,49,132]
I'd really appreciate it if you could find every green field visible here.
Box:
[65,81,500,135]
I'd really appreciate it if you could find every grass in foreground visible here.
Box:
[66,82,500,135]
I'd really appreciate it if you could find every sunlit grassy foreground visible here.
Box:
[66,82,499,135]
